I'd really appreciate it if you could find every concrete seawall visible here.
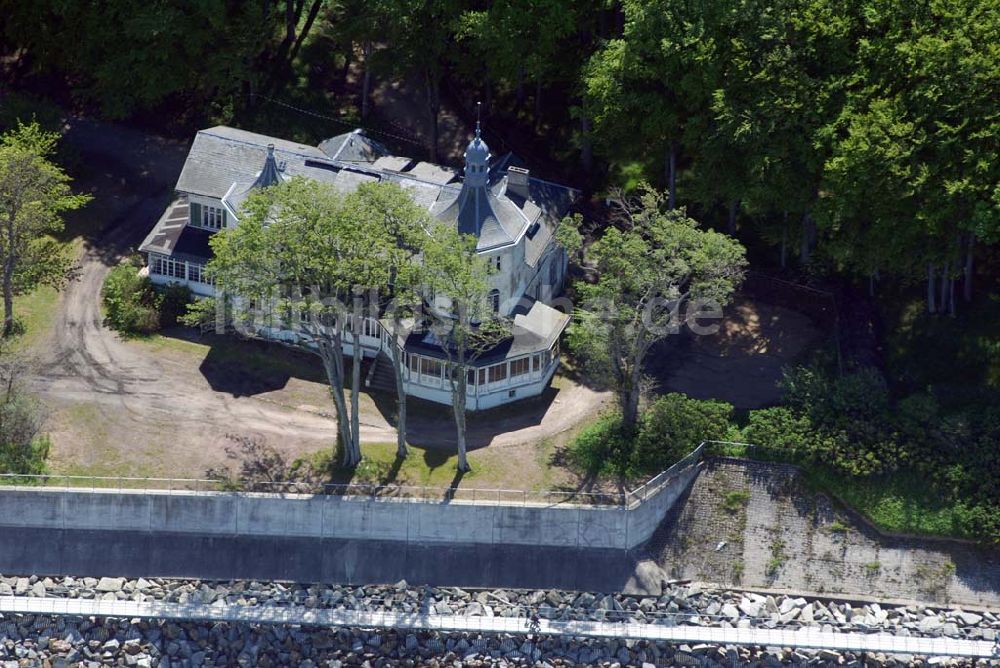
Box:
[0,447,702,586]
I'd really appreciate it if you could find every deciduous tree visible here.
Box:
[566,185,746,433]
[0,121,89,336]
[421,224,508,472]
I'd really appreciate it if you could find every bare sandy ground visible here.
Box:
[25,115,815,482]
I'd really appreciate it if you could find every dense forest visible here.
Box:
[3,0,996,303]
[1,0,998,539]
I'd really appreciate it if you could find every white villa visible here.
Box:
[140,124,578,410]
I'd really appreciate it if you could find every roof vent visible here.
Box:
[507,166,530,199]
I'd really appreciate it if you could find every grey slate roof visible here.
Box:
[317,129,389,163]
[173,125,579,257]
[399,299,568,364]
[176,127,330,199]
[139,197,213,263]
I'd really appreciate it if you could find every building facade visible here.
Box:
[140,125,578,410]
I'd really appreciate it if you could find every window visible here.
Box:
[187,263,206,284]
[492,255,502,271]
[488,363,507,383]
[478,368,487,386]
[202,205,225,230]
[488,289,500,314]
[363,318,381,338]
[467,369,476,386]
[510,357,530,378]
[532,353,542,372]
[410,355,419,375]
[420,357,443,378]
[300,309,311,324]
[150,255,185,280]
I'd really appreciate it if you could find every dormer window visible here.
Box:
[202,205,226,230]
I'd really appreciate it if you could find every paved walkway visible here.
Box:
[0,596,993,659]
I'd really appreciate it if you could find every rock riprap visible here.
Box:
[0,575,996,666]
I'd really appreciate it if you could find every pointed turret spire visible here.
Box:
[252,144,283,189]
[463,102,490,189]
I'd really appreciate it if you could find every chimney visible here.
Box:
[506,166,530,199]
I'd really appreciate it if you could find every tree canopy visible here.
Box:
[0,121,90,335]
[566,186,747,433]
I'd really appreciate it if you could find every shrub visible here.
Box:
[567,394,735,479]
[633,394,733,472]
[102,263,159,335]
[566,412,634,477]
[0,391,49,475]
[157,283,192,328]
[102,261,193,335]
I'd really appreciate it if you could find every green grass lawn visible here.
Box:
[801,467,981,541]
[712,442,982,541]
[8,285,61,352]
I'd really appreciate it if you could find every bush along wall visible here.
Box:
[102,259,191,336]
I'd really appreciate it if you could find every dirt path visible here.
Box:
[24,116,607,478]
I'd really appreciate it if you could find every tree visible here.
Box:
[456,0,577,126]
[816,0,999,310]
[383,0,460,162]
[0,347,50,475]
[583,0,723,207]
[350,181,432,459]
[2,1,274,120]
[208,177,391,468]
[332,0,400,120]
[0,121,90,336]
[566,185,746,433]
[421,224,508,472]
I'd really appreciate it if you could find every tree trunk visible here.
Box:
[620,367,641,435]
[665,143,677,210]
[2,261,14,337]
[533,78,543,130]
[289,0,323,62]
[799,212,815,264]
[361,41,373,120]
[940,259,949,314]
[285,0,296,44]
[949,273,956,317]
[515,64,526,107]
[350,298,363,464]
[727,199,738,235]
[425,70,440,163]
[390,329,408,459]
[580,112,593,173]
[341,41,353,81]
[321,341,357,467]
[453,379,469,472]
[451,343,471,472]
[484,70,493,117]
[780,212,788,269]
[927,263,936,314]
[964,234,974,302]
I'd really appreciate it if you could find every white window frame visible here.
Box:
[202,205,225,231]
[150,255,185,280]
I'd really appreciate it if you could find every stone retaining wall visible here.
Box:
[0,448,703,553]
